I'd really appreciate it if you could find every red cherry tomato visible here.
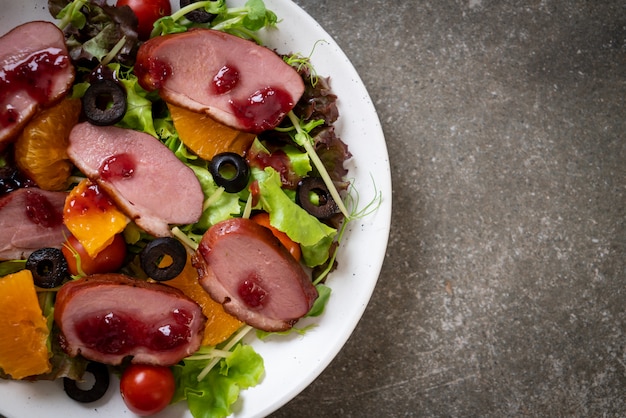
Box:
[120,364,175,416]
[62,233,127,275]
[116,0,172,40]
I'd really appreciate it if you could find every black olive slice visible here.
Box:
[180,0,218,23]
[0,164,32,195]
[25,247,70,288]
[209,152,250,193]
[82,79,127,126]
[140,237,187,281]
[63,362,110,403]
[296,177,339,219]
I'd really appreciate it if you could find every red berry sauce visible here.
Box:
[212,64,240,94]
[65,182,117,217]
[230,87,294,134]
[24,189,63,228]
[238,275,268,309]
[1,48,70,128]
[75,308,194,355]
[136,57,172,90]
[99,153,136,181]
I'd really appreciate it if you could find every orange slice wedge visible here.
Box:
[14,98,81,191]
[165,255,243,346]
[168,103,255,160]
[0,270,51,379]
[63,179,129,257]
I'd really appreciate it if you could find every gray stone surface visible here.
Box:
[272,1,626,417]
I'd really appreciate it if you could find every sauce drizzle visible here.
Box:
[99,153,136,181]
[230,87,294,134]
[1,48,70,128]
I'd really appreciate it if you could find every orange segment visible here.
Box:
[0,270,51,379]
[166,255,243,346]
[14,98,81,191]
[64,179,129,257]
[168,103,255,160]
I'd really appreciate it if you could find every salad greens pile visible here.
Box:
[0,0,378,416]
[49,0,278,65]
[50,0,354,275]
[152,0,277,42]
[172,328,264,418]
[50,0,140,65]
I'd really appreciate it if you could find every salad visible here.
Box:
[0,0,383,417]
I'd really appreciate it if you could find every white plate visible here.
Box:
[0,1,392,417]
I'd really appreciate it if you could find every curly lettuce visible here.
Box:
[253,167,336,267]
[172,343,264,418]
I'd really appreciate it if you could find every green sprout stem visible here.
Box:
[242,191,253,219]
[101,36,126,66]
[312,176,382,284]
[169,1,214,22]
[149,1,217,38]
[203,187,225,212]
[196,325,253,381]
[287,111,350,219]
[57,0,87,31]
[185,347,232,361]
[171,226,199,251]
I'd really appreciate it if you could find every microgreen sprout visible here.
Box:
[287,111,351,219]
[168,0,225,23]
[312,176,382,285]
[61,239,87,279]
[56,0,88,31]
[195,325,253,381]
[151,0,277,43]
[100,36,126,66]
[283,40,327,87]
[210,0,278,35]
[344,173,384,220]
[202,186,226,212]
[242,191,254,219]
[184,346,233,362]
[171,226,199,252]
[151,0,225,38]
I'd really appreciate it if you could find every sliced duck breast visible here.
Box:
[0,21,75,147]
[194,217,318,332]
[67,122,204,237]
[55,274,206,366]
[135,28,305,134]
[0,188,68,260]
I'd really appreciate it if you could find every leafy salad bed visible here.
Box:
[0,0,380,416]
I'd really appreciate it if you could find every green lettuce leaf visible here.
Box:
[255,323,315,340]
[109,64,158,137]
[306,283,331,317]
[0,260,26,276]
[81,23,120,62]
[53,0,88,30]
[51,0,139,67]
[152,0,275,42]
[239,0,277,31]
[284,145,312,177]
[189,165,243,230]
[172,344,264,418]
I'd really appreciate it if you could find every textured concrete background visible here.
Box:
[272,1,626,417]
